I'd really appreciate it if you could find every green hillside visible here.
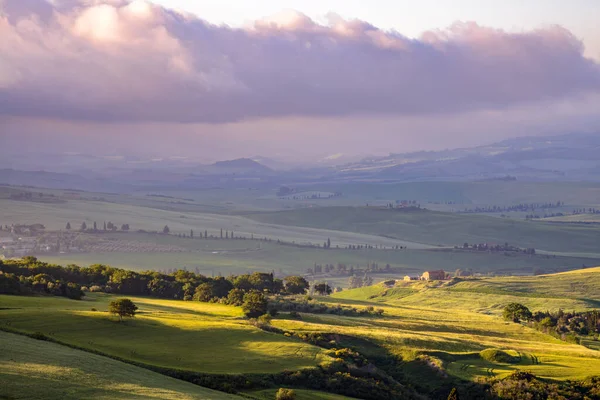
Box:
[0,330,240,400]
[247,206,600,253]
[0,294,328,374]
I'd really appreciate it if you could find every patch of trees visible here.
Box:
[8,191,65,204]
[308,262,395,277]
[488,371,600,400]
[530,309,600,343]
[72,221,131,232]
[348,274,374,289]
[0,268,84,301]
[268,297,384,317]
[503,303,533,323]
[504,303,600,345]
[0,258,339,318]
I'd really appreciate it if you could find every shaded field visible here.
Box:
[0,330,240,400]
[37,234,600,279]
[0,294,327,375]
[246,206,600,253]
[299,181,600,207]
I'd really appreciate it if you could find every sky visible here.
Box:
[1,0,600,163]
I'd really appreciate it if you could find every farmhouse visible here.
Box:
[421,270,446,281]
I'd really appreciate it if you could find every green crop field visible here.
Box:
[0,331,241,400]
[0,294,328,374]
[246,206,600,254]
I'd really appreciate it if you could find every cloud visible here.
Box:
[1,0,600,123]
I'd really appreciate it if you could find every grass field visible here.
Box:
[310,268,600,382]
[246,206,600,254]
[0,294,328,374]
[1,268,599,397]
[0,331,241,400]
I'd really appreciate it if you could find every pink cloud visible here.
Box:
[1,0,599,123]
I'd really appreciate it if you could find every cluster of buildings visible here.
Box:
[403,269,447,281]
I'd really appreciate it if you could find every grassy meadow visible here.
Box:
[0,331,241,400]
[1,267,600,398]
[0,293,328,374]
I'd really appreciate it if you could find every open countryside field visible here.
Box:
[0,198,429,249]
[37,233,600,279]
[0,294,328,374]
[0,331,240,400]
[246,206,600,254]
[285,181,600,209]
[300,269,600,382]
[1,267,599,398]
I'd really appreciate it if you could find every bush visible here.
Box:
[275,388,296,400]
[480,349,520,364]
[89,285,104,292]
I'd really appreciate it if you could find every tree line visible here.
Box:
[460,201,564,214]
[504,303,600,345]
[457,242,536,255]
[0,257,333,318]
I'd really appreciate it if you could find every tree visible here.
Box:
[327,238,331,249]
[65,222,71,230]
[103,221,107,231]
[284,276,309,295]
[93,221,97,231]
[242,290,268,318]
[109,298,138,322]
[80,222,87,231]
[190,229,194,238]
[275,388,296,400]
[163,225,170,234]
[226,288,245,306]
[121,224,130,231]
[503,303,532,323]
[314,283,332,296]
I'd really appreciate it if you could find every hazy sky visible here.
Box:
[1,0,599,163]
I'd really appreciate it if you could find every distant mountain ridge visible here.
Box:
[333,133,600,181]
[212,158,272,172]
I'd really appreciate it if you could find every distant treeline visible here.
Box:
[460,201,563,214]
[456,242,536,255]
[0,256,304,300]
